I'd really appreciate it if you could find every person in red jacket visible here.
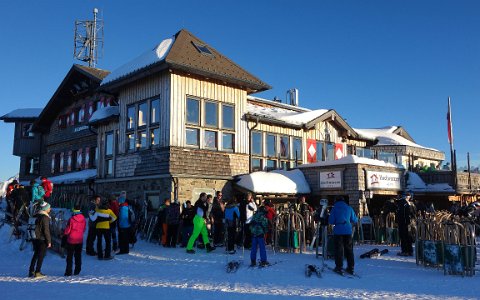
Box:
[40,176,53,200]
[109,194,120,251]
[63,204,86,276]
[263,199,276,245]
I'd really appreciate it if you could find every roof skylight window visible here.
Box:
[192,42,214,56]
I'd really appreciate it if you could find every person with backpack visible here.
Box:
[249,206,269,267]
[63,204,86,276]
[117,196,135,254]
[328,196,358,275]
[157,198,170,246]
[165,201,181,247]
[28,201,51,278]
[90,200,117,260]
[224,198,240,254]
[40,176,53,201]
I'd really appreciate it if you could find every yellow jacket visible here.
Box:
[90,208,117,229]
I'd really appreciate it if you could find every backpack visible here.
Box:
[26,216,37,241]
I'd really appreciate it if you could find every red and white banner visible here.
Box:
[67,150,72,171]
[77,148,83,169]
[334,143,345,160]
[85,147,90,169]
[306,139,317,163]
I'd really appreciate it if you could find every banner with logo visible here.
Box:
[307,139,317,163]
[319,170,343,189]
[365,170,401,190]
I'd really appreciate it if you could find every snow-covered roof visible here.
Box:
[406,171,455,193]
[246,103,328,127]
[298,155,404,169]
[49,169,97,185]
[235,169,311,194]
[89,106,120,124]
[354,126,439,152]
[102,37,174,85]
[0,108,43,120]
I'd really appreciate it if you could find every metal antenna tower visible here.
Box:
[73,8,104,67]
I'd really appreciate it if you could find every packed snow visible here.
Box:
[0,205,477,300]
[235,169,311,194]
[0,108,42,120]
[102,37,174,84]
[48,169,97,184]
[354,127,440,152]
[246,103,328,127]
[407,171,455,193]
[89,106,120,123]
[298,155,404,169]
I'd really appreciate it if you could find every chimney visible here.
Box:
[287,88,299,106]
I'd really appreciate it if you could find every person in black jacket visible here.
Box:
[86,195,101,256]
[165,201,181,247]
[28,202,51,278]
[211,191,225,247]
[186,193,215,254]
[396,192,416,256]
[180,201,195,247]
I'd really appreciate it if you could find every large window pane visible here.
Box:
[105,132,113,156]
[266,134,276,157]
[293,138,302,161]
[138,102,147,127]
[204,130,217,149]
[252,158,262,172]
[222,133,234,151]
[127,133,135,151]
[151,128,160,146]
[326,143,335,161]
[316,141,324,162]
[205,101,218,127]
[186,128,199,146]
[252,132,262,155]
[280,136,289,158]
[106,159,113,176]
[151,99,160,124]
[222,105,234,129]
[186,98,200,125]
[266,159,276,171]
[379,152,396,164]
[127,106,135,130]
[137,131,147,149]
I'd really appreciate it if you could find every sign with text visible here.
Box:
[366,170,401,190]
[319,171,343,189]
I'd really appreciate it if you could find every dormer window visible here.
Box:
[21,123,34,138]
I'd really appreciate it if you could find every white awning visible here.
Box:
[235,169,311,194]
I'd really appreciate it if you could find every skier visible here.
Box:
[109,194,120,252]
[117,196,134,254]
[211,191,225,247]
[249,206,269,267]
[328,196,358,275]
[396,192,415,256]
[28,201,51,278]
[180,200,195,247]
[244,193,257,249]
[90,199,117,260]
[186,193,215,254]
[165,201,181,247]
[86,195,101,256]
[224,198,240,254]
[63,203,86,276]
[157,198,170,246]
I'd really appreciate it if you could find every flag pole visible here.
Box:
[447,97,457,190]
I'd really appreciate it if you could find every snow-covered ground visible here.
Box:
[0,216,477,299]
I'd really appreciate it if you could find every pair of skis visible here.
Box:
[359,248,389,259]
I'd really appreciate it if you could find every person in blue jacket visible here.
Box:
[328,196,358,275]
[117,196,134,254]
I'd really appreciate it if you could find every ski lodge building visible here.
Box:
[2,29,478,214]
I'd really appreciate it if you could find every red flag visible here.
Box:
[447,97,453,145]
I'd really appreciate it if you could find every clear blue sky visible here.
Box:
[0,0,479,181]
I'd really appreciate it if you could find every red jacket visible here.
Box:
[41,179,53,197]
[109,200,120,218]
[64,213,86,245]
[265,205,276,221]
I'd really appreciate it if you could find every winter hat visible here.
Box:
[40,202,51,211]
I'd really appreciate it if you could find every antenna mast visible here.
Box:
[74,8,104,67]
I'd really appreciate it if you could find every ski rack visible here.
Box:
[273,204,306,254]
[415,211,477,277]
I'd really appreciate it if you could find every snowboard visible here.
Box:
[360,248,380,259]
[305,264,322,278]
